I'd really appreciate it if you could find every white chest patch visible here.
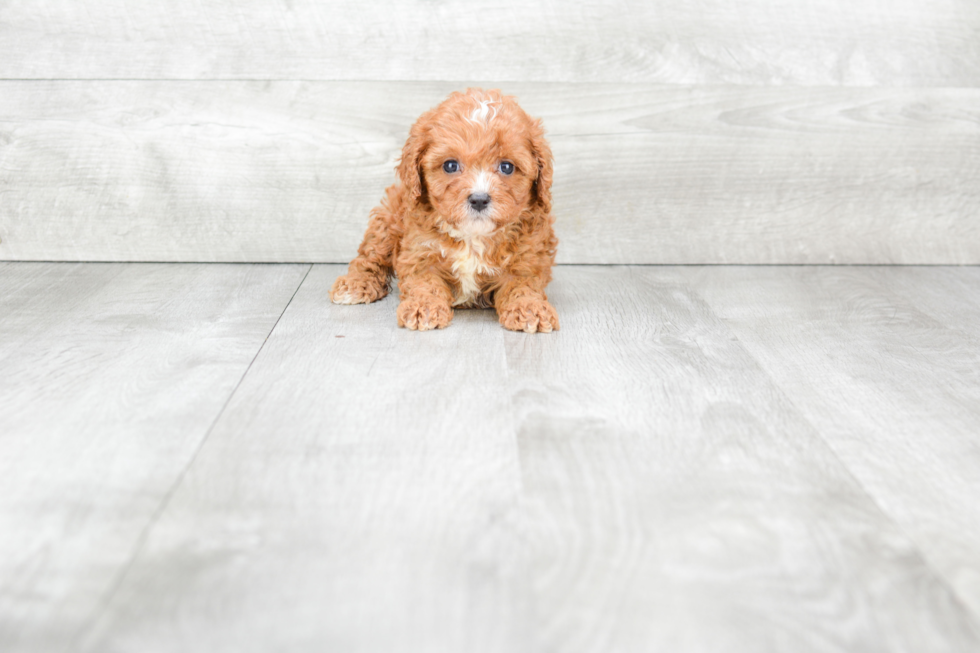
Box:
[445,238,494,307]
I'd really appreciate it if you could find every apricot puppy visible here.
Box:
[330,88,559,333]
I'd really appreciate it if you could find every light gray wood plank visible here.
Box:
[77,265,529,653]
[499,266,980,652]
[864,267,980,330]
[682,265,980,620]
[1,82,978,264]
[0,262,309,653]
[1,1,979,85]
[78,265,980,652]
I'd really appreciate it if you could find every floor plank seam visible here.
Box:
[65,263,314,652]
[707,308,980,631]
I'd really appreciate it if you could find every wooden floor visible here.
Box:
[2,262,979,652]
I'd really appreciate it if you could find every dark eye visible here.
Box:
[499,161,515,175]
[443,160,460,173]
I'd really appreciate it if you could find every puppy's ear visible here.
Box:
[396,111,432,205]
[530,119,554,214]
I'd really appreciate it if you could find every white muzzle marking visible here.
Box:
[471,170,492,197]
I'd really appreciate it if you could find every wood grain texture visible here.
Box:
[1,82,978,264]
[73,265,980,652]
[0,262,308,653]
[76,265,529,653]
[683,265,980,619]
[1,1,979,85]
[503,266,980,652]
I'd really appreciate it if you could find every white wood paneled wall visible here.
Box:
[1,1,978,263]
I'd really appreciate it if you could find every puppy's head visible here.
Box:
[397,89,553,237]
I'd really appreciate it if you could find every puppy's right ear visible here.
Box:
[396,111,432,205]
[529,118,554,215]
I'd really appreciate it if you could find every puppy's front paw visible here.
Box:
[498,298,559,334]
[397,297,453,331]
[330,273,388,305]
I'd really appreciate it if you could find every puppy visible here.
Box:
[330,88,559,333]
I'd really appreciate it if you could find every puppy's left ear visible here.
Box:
[530,119,554,214]
[396,110,433,205]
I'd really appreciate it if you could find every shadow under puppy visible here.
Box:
[330,88,559,333]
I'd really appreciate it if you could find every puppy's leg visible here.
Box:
[330,191,400,305]
[495,279,560,334]
[396,272,454,331]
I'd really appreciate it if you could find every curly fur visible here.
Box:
[330,88,559,333]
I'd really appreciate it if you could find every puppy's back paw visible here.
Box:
[330,273,388,304]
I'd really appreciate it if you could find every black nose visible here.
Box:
[468,192,491,212]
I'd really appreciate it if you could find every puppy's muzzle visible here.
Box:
[468,192,491,214]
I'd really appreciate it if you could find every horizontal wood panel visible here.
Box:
[1,81,978,264]
[1,1,979,85]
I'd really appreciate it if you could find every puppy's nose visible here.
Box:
[468,192,491,213]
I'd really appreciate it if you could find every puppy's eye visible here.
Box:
[499,161,515,175]
[443,160,460,174]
